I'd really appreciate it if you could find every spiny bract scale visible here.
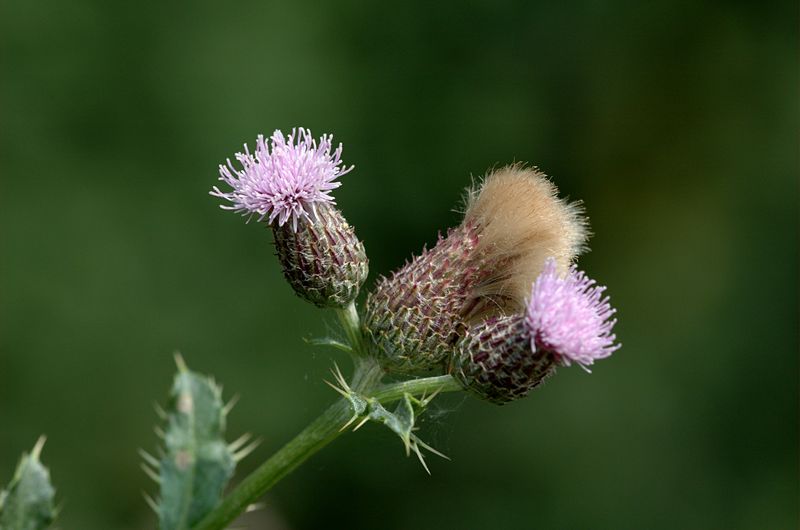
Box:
[453,315,557,404]
[273,203,368,308]
[364,222,488,372]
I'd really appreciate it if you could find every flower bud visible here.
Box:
[211,127,368,307]
[364,165,587,373]
[272,203,367,308]
[453,258,620,404]
[453,314,556,404]
[363,222,483,372]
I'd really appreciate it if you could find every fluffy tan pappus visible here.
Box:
[462,164,588,318]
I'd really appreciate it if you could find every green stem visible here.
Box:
[193,299,465,529]
[350,356,384,392]
[336,301,363,355]
[192,397,352,530]
[372,375,462,403]
[191,372,462,530]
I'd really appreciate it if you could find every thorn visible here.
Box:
[153,426,166,439]
[51,500,65,521]
[142,492,159,513]
[331,362,349,390]
[414,436,450,460]
[233,438,262,462]
[246,502,266,513]
[411,442,431,475]
[31,435,47,461]
[323,379,349,398]
[153,401,167,420]
[420,386,444,406]
[228,433,252,453]
[138,449,160,469]
[223,394,240,416]
[174,352,188,372]
[140,463,161,484]
[330,367,344,388]
[339,414,360,432]
[352,415,370,431]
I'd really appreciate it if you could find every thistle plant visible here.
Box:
[1,127,620,530]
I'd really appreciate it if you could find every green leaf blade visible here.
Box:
[0,437,56,530]
[155,360,236,530]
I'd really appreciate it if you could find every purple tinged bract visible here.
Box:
[527,258,620,369]
[211,128,353,231]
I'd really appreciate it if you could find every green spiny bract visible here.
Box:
[148,358,238,530]
[326,365,447,473]
[0,437,56,530]
[452,315,557,404]
[273,203,368,308]
[363,222,492,373]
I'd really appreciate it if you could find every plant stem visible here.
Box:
[192,397,351,530]
[193,300,465,529]
[191,372,462,530]
[349,356,384,392]
[373,375,462,403]
[336,301,363,355]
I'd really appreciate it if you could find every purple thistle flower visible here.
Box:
[211,128,354,231]
[526,258,620,369]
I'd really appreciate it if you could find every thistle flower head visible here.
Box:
[364,165,588,373]
[453,259,619,403]
[211,128,353,231]
[211,127,366,308]
[462,165,588,315]
[453,315,557,404]
[527,258,620,368]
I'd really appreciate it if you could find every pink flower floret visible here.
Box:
[526,258,620,369]
[211,127,353,231]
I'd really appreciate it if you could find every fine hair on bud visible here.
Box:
[364,164,587,373]
[461,164,588,319]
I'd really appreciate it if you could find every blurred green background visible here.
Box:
[1,1,797,529]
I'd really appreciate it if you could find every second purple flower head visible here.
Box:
[454,258,620,404]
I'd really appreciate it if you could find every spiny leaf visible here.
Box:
[363,394,448,473]
[0,437,56,530]
[366,397,415,455]
[149,356,237,530]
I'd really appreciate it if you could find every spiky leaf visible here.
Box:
[155,358,235,530]
[0,437,56,530]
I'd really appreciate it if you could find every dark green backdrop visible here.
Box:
[1,1,797,529]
